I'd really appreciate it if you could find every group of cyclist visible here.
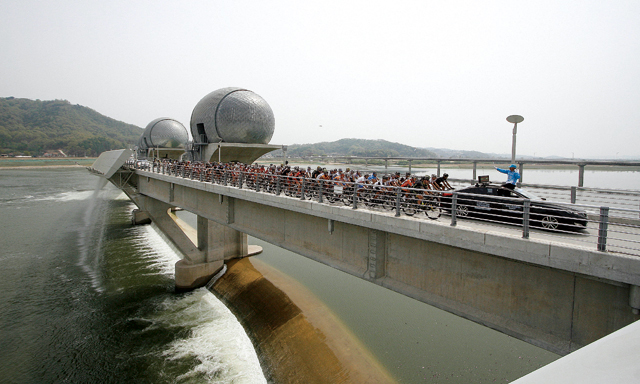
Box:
[129,158,522,220]
[144,158,456,194]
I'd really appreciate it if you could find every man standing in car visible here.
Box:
[495,164,520,190]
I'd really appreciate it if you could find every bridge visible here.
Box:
[91,150,640,356]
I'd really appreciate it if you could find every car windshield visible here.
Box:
[514,188,543,201]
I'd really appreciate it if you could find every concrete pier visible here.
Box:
[131,209,151,225]
[125,188,262,290]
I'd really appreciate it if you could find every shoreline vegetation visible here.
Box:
[0,157,97,169]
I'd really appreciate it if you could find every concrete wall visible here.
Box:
[129,171,640,355]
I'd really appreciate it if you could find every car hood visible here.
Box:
[532,201,587,215]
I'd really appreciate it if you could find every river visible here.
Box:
[0,168,264,383]
[5,166,634,382]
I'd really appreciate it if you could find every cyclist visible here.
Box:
[434,173,453,190]
[429,174,439,190]
[355,173,369,198]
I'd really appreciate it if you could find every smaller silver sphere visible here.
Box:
[139,118,189,150]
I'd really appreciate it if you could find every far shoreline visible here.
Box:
[0,157,96,170]
[0,164,89,170]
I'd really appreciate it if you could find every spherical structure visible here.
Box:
[139,118,189,150]
[190,87,275,144]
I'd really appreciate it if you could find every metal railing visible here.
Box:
[277,155,640,187]
[127,161,640,256]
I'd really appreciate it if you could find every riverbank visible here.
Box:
[0,157,96,169]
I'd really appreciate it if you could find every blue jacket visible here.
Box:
[496,167,521,185]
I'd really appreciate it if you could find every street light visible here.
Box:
[506,115,524,163]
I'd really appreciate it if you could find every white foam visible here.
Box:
[154,289,266,384]
[136,222,267,383]
[72,181,265,383]
[35,190,96,202]
[76,180,109,292]
[136,224,181,275]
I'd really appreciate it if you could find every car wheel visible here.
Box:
[456,204,469,217]
[541,215,559,230]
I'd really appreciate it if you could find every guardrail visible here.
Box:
[278,155,640,188]
[126,161,640,256]
[439,178,640,217]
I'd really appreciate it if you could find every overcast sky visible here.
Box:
[2,0,639,158]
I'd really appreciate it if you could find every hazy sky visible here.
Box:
[2,0,639,158]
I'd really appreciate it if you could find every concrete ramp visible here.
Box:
[91,149,133,178]
[513,319,640,383]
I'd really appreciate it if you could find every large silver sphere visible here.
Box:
[190,87,275,144]
[139,118,189,150]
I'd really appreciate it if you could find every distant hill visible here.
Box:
[425,147,509,159]
[0,97,143,156]
[273,138,439,158]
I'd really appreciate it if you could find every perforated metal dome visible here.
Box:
[190,87,275,144]
[139,118,189,150]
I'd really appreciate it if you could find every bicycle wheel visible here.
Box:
[402,198,417,216]
[424,198,442,220]
[381,194,395,210]
[342,188,354,205]
[362,190,376,207]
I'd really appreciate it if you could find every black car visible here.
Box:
[441,184,588,231]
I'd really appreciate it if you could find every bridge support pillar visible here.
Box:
[367,230,387,279]
[174,215,261,291]
[578,164,585,187]
[175,259,224,291]
[196,215,253,263]
[131,209,151,225]
[631,285,640,315]
[124,193,262,291]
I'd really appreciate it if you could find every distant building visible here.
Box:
[43,150,67,158]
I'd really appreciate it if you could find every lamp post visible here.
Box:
[506,115,524,163]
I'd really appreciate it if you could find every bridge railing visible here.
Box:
[127,161,640,256]
[443,178,640,217]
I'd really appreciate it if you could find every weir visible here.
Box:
[90,149,640,356]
